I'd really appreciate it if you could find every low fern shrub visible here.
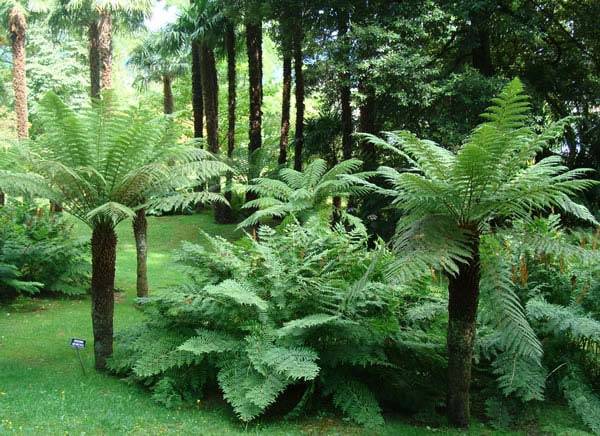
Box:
[0,202,89,302]
[109,219,442,426]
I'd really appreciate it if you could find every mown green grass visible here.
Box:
[0,212,591,435]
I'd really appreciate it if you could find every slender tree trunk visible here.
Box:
[222,23,237,223]
[9,6,28,139]
[0,192,5,207]
[339,10,352,161]
[470,10,494,77]
[358,80,377,171]
[91,223,117,370]
[133,209,148,298]
[245,18,263,203]
[88,21,101,99]
[191,40,204,139]
[98,10,113,91]
[446,233,480,428]
[200,42,228,223]
[279,54,292,165]
[292,23,304,172]
[163,75,174,114]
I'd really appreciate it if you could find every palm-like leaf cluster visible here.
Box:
[356,78,597,281]
[238,158,369,228]
[0,92,230,227]
[128,32,189,90]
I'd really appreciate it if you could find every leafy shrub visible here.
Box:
[0,202,89,301]
[110,219,445,426]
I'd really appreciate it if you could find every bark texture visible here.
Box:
[279,54,292,165]
[222,23,237,223]
[163,75,174,114]
[88,21,101,99]
[91,223,117,370]
[98,10,113,91]
[9,6,28,139]
[292,23,304,172]
[191,40,204,138]
[133,209,148,298]
[245,18,263,204]
[446,233,481,428]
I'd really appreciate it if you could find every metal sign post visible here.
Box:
[70,338,87,375]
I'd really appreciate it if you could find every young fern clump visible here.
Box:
[0,92,229,369]
[238,158,369,229]
[110,220,419,427]
[356,78,597,427]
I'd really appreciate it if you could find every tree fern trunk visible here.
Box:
[279,54,292,165]
[88,21,101,99]
[91,223,117,370]
[9,5,28,139]
[98,10,113,91]
[163,75,174,114]
[292,21,304,172]
[446,233,480,428]
[133,209,148,298]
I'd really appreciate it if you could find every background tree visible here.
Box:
[361,79,597,427]
[51,0,152,98]
[128,33,189,115]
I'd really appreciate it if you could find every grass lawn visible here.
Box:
[0,212,592,435]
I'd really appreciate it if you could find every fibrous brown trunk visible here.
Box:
[133,209,148,298]
[222,23,237,223]
[245,18,263,203]
[9,6,28,139]
[91,223,117,370]
[200,42,228,223]
[446,233,480,428]
[0,192,5,207]
[279,54,292,165]
[98,10,113,91]
[226,24,236,162]
[163,75,174,114]
[292,23,304,172]
[191,40,204,139]
[88,21,101,99]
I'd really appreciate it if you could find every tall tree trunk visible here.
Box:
[191,40,204,139]
[339,9,352,161]
[9,6,28,139]
[91,223,117,370]
[279,54,292,165]
[245,18,263,203]
[133,209,148,298]
[200,42,228,223]
[446,233,480,428]
[163,75,174,114]
[88,21,101,99]
[222,23,237,223]
[358,80,377,171]
[470,10,494,77]
[98,10,113,91]
[292,23,304,172]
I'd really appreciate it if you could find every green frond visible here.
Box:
[331,379,385,428]
[205,280,268,311]
[178,329,240,356]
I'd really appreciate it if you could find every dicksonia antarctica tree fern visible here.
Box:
[0,92,229,369]
[355,78,597,427]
